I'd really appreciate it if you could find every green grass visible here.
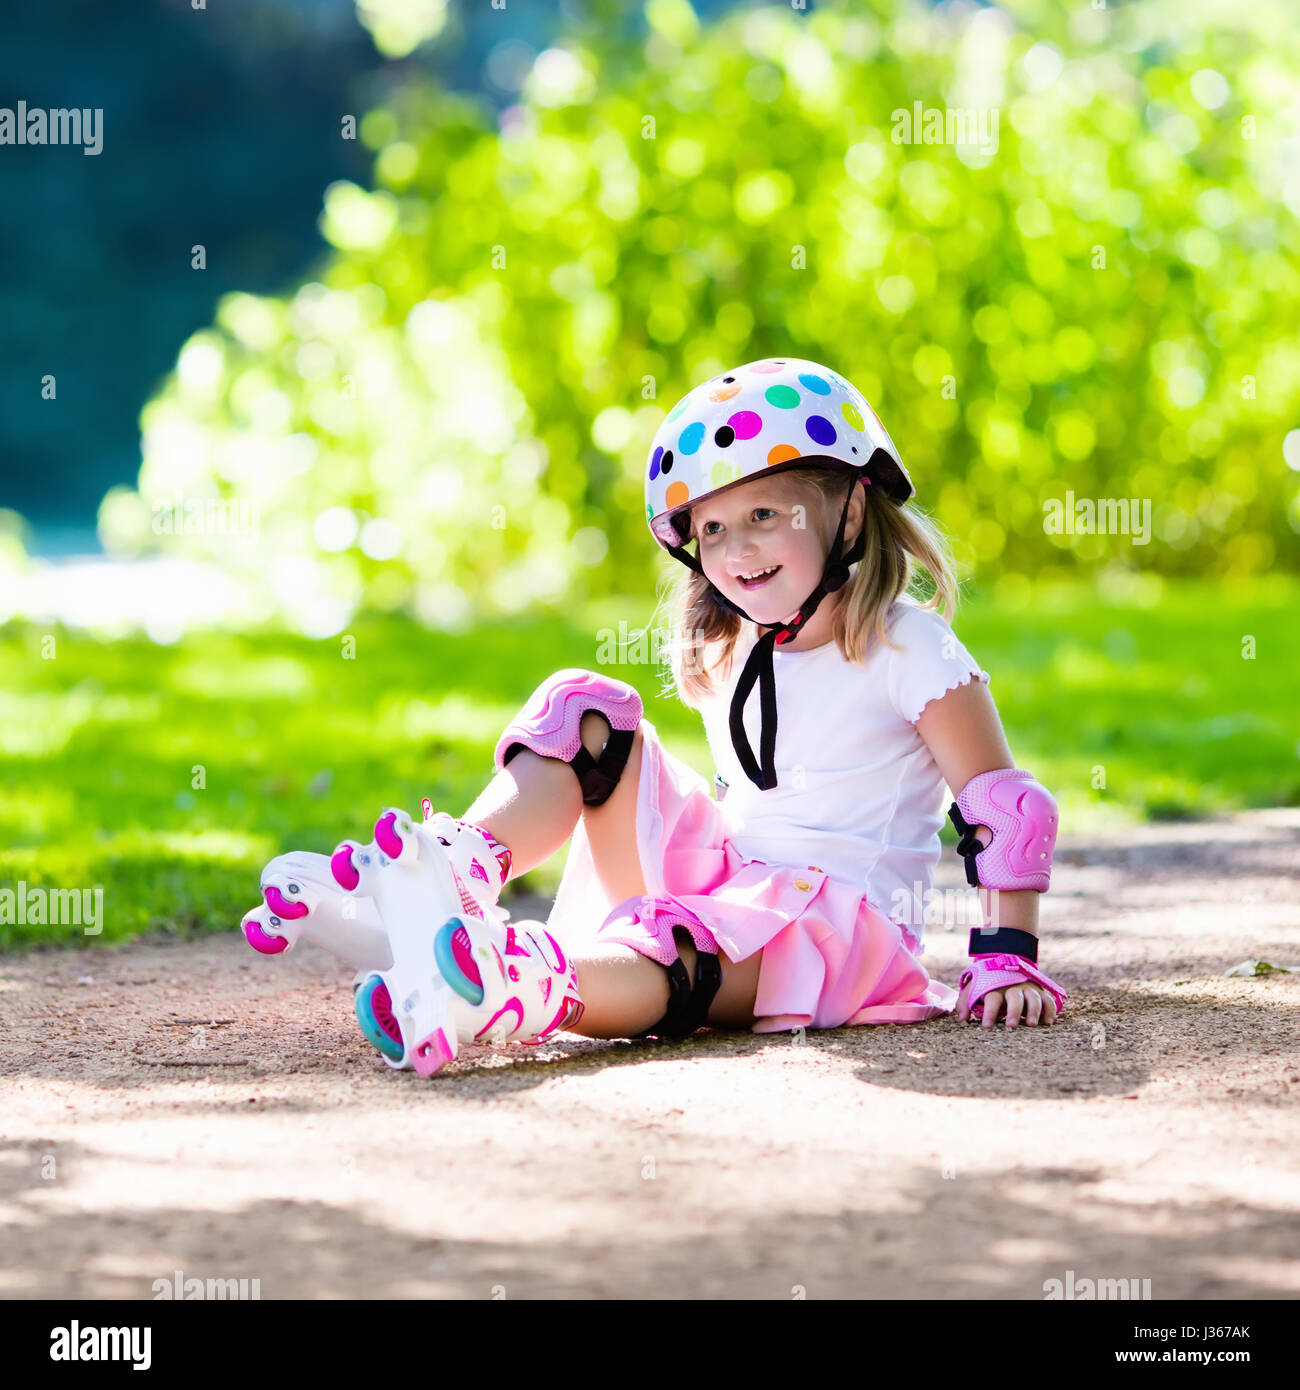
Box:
[2,575,1296,950]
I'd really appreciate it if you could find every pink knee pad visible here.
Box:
[493,668,643,807]
[595,893,720,965]
[595,894,723,1039]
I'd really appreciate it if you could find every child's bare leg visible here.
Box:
[564,943,674,1038]
[462,709,763,1038]
[580,720,648,904]
[569,928,764,1038]
[464,710,646,891]
[569,715,764,1036]
[459,714,616,881]
[461,753,578,883]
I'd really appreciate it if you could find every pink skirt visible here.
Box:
[544,718,959,1033]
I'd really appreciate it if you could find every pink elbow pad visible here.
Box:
[948,769,1059,893]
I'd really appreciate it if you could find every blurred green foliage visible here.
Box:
[97,0,1300,635]
[2,576,1297,949]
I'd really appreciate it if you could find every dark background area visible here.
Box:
[0,0,749,553]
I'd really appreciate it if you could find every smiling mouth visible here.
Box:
[737,565,782,589]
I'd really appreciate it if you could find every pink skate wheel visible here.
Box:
[412,1027,455,1077]
[263,885,307,919]
[374,811,404,859]
[243,917,289,955]
[330,843,360,891]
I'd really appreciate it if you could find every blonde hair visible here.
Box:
[655,465,961,707]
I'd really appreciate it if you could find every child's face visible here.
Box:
[691,475,829,625]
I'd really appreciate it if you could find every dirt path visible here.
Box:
[2,810,1299,1300]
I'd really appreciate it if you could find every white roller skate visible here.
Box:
[419,801,516,924]
[240,808,514,977]
[240,848,392,973]
[346,808,585,1078]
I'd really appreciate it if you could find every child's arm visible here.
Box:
[913,676,1067,1028]
[912,678,1038,940]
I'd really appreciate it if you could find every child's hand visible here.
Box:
[956,976,1059,1029]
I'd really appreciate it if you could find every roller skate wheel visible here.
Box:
[330,844,360,891]
[355,976,404,1062]
[263,885,307,919]
[434,918,485,1006]
[374,811,404,860]
[243,916,289,955]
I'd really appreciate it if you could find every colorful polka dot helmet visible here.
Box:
[644,356,914,559]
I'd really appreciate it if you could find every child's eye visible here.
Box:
[700,508,775,537]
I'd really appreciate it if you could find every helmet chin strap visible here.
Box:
[668,475,866,790]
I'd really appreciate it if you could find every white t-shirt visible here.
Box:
[690,597,991,941]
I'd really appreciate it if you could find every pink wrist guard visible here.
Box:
[959,952,1068,1021]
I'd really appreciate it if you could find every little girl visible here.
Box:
[242,356,1067,1076]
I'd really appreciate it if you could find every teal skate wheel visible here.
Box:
[433,917,486,1006]
[434,918,485,1006]
[355,976,404,1062]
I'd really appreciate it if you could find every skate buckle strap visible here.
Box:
[568,727,636,806]
[650,945,722,1038]
[967,925,1039,962]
